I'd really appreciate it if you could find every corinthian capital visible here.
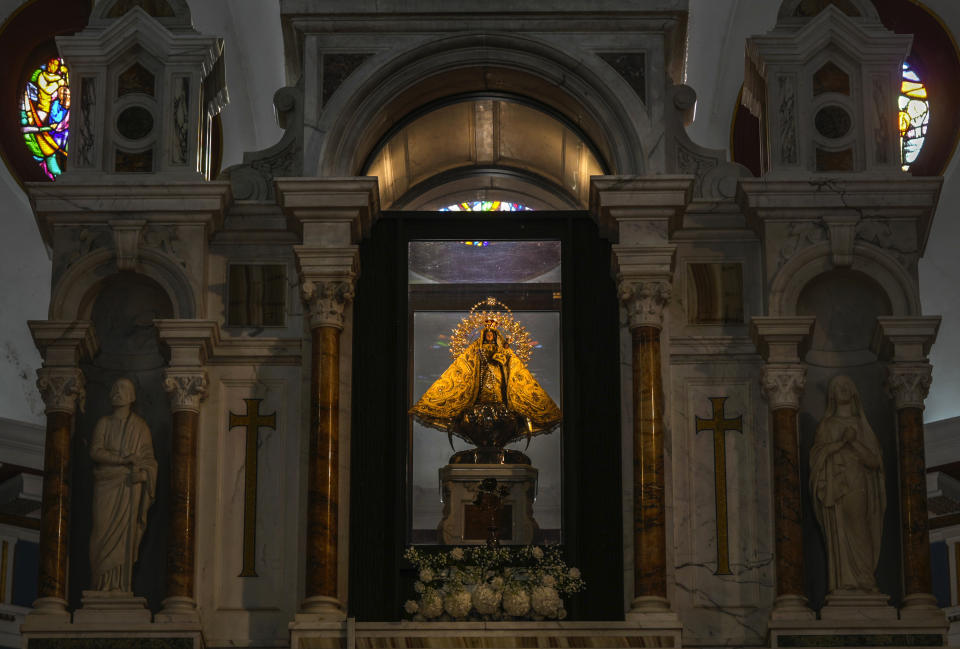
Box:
[885,363,932,410]
[618,279,672,330]
[301,279,355,330]
[36,367,86,415]
[760,364,806,410]
[163,371,209,413]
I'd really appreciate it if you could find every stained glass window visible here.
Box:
[440,201,532,212]
[20,57,69,180]
[899,62,929,171]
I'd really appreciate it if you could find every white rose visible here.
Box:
[568,567,581,579]
[502,588,531,617]
[414,581,425,593]
[531,585,561,617]
[404,600,419,614]
[531,547,544,560]
[419,568,434,583]
[444,590,473,619]
[450,547,465,560]
[541,574,556,587]
[472,584,502,615]
[420,591,443,619]
[490,576,505,590]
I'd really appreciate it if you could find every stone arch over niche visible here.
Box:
[313,33,651,186]
[793,264,903,611]
[70,271,174,613]
[50,248,196,321]
[768,240,920,318]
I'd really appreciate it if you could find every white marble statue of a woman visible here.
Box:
[89,378,157,592]
[809,375,886,593]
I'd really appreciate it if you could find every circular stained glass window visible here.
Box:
[900,62,929,171]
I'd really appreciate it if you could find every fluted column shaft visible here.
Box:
[300,279,353,615]
[161,371,208,614]
[34,368,85,613]
[619,279,671,609]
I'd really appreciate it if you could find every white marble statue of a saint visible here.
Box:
[809,375,886,593]
[89,378,158,592]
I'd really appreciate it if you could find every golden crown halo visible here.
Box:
[449,297,534,364]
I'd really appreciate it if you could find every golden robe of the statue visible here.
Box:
[410,328,561,447]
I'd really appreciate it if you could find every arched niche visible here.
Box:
[769,241,920,319]
[51,248,196,321]
[313,33,651,184]
[793,265,903,611]
[70,271,174,613]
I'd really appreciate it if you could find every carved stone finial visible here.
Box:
[301,279,355,330]
[760,364,807,410]
[162,372,209,413]
[36,367,86,415]
[618,279,672,330]
[885,363,932,410]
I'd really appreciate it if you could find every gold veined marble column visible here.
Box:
[300,278,353,617]
[752,316,815,621]
[155,320,217,622]
[159,371,208,620]
[34,368,85,615]
[762,366,813,616]
[27,321,97,618]
[873,316,944,622]
[619,279,671,611]
[886,363,938,612]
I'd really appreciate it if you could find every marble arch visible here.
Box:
[768,240,921,317]
[311,32,656,182]
[50,248,196,321]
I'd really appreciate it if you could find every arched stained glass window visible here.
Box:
[440,201,533,212]
[900,62,929,171]
[20,57,70,180]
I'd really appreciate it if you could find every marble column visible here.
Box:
[27,321,97,618]
[155,320,217,622]
[299,278,353,617]
[752,316,815,620]
[159,371,208,620]
[33,368,85,615]
[886,363,937,612]
[761,365,813,617]
[872,316,942,620]
[619,279,672,611]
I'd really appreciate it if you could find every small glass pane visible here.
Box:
[408,240,562,545]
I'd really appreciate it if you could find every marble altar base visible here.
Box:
[21,592,203,649]
[292,620,681,649]
[769,601,948,649]
[438,464,538,545]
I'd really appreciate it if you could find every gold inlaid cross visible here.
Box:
[229,398,276,578]
[695,396,743,576]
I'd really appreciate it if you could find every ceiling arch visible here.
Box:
[364,96,605,209]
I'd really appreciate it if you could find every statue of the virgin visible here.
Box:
[809,375,886,593]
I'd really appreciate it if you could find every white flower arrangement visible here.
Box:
[403,545,585,621]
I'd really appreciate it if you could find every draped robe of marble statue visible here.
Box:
[809,375,886,593]
[89,378,158,592]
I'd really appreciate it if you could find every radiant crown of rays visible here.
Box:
[449,297,535,365]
